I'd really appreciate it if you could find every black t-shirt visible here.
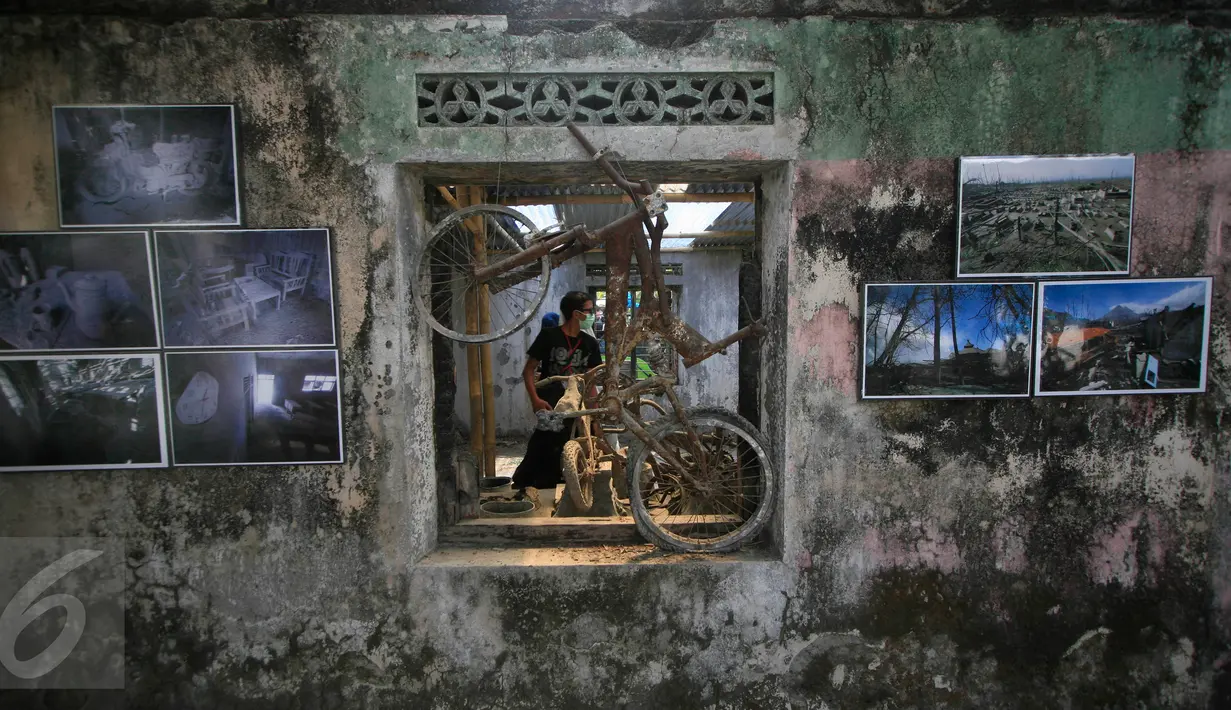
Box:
[528,326,602,405]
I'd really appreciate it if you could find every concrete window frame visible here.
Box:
[392,133,793,565]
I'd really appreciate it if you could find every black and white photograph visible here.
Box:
[0,231,159,351]
[54,104,240,228]
[1035,277,1212,396]
[862,282,1035,399]
[0,354,168,472]
[165,350,342,466]
[155,229,335,348]
[957,154,1134,277]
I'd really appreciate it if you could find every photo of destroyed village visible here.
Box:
[958,154,1134,277]
[862,282,1035,399]
[1036,278,1211,396]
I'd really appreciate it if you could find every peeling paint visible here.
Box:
[0,11,1228,709]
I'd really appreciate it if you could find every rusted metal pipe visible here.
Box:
[679,322,768,368]
[565,123,653,197]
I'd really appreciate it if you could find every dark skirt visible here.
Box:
[511,426,572,490]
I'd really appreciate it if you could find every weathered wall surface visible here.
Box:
[0,13,1228,709]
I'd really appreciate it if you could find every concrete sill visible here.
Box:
[440,516,647,546]
[420,543,781,568]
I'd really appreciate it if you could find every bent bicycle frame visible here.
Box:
[495,123,768,491]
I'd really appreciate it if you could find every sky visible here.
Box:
[516,201,732,246]
[865,284,1033,364]
[1043,279,1208,319]
[962,155,1135,185]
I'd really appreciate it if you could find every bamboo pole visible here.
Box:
[471,185,498,479]
[455,186,485,477]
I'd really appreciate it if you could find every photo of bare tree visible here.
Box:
[958,154,1134,277]
[862,282,1035,399]
[1035,277,1211,396]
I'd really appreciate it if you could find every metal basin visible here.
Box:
[480,500,534,517]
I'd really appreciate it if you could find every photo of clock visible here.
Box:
[175,370,218,425]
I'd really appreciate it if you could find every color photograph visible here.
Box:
[1035,277,1211,396]
[165,350,342,466]
[54,104,240,228]
[862,282,1035,399]
[0,231,159,351]
[155,229,335,348]
[0,355,168,472]
[957,154,1134,277]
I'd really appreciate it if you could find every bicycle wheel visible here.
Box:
[561,438,595,512]
[411,204,551,344]
[625,407,775,552]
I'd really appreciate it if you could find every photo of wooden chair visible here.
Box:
[262,251,313,301]
[194,266,249,338]
[244,253,270,279]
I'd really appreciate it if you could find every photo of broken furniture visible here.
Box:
[154,228,336,348]
[1035,277,1211,396]
[0,354,168,472]
[164,350,342,466]
[54,104,240,228]
[862,282,1035,399]
[0,231,160,351]
[957,154,1134,277]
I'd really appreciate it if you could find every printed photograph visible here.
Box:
[165,350,342,465]
[155,229,335,348]
[862,282,1035,399]
[54,104,240,228]
[958,154,1134,277]
[0,231,159,351]
[0,355,168,471]
[1036,277,1211,396]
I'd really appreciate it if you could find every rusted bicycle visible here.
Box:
[412,124,775,552]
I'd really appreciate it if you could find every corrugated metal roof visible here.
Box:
[490,183,753,198]
[690,234,756,248]
[704,201,755,232]
[557,203,632,232]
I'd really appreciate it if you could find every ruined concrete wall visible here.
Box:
[674,248,742,412]
[0,13,1228,709]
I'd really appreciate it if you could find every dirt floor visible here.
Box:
[1040,348,1200,392]
[166,296,334,347]
[494,439,523,478]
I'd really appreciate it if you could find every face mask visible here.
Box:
[580,315,595,329]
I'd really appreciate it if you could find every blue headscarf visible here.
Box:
[541,312,561,328]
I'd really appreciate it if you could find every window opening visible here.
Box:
[256,373,275,405]
[589,286,681,380]
[303,374,337,392]
[0,370,23,415]
[424,176,764,546]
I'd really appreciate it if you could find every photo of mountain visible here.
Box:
[1035,277,1212,396]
